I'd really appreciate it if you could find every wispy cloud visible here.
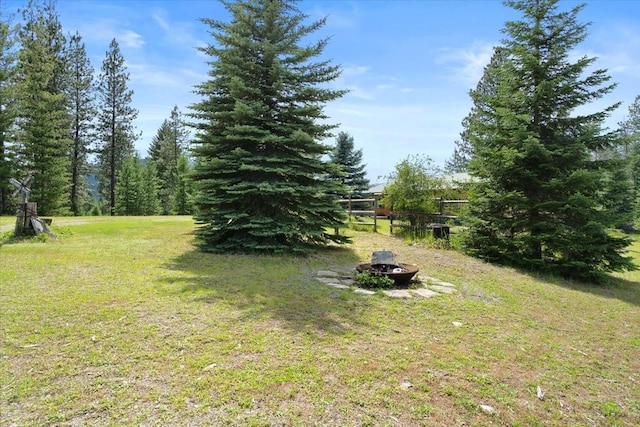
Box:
[435,41,496,88]
[119,30,145,48]
[151,9,207,50]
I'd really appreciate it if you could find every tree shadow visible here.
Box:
[508,265,640,307]
[160,245,376,336]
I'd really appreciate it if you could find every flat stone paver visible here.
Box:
[410,288,440,298]
[316,277,340,284]
[326,283,350,289]
[382,289,413,298]
[429,285,457,294]
[353,288,376,295]
[314,269,458,299]
[316,270,340,277]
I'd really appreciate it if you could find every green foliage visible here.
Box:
[174,154,194,215]
[354,270,394,289]
[463,0,635,282]
[383,155,445,237]
[382,155,443,214]
[13,0,71,215]
[66,32,95,216]
[328,131,370,197]
[189,0,350,254]
[0,14,18,216]
[148,106,190,214]
[95,38,138,216]
[115,156,160,216]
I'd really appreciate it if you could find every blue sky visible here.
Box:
[4,0,640,181]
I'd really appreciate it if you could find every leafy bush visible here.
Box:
[354,270,394,289]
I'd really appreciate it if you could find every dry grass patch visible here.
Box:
[1,216,639,426]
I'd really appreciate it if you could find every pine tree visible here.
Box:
[14,0,71,215]
[115,155,141,216]
[95,38,138,215]
[464,0,634,281]
[617,95,640,228]
[148,106,189,214]
[140,160,160,215]
[174,154,194,215]
[189,0,349,254]
[328,131,369,198]
[66,32,95,216]
[0,13,18,215]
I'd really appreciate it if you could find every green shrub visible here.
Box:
[354,270,394,289]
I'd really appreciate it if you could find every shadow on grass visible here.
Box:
[558,275,640,307]
[508,265,640,307]
[161,244,375,335]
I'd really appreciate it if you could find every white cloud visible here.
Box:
[435,41,495,88]
[119,30,145,48]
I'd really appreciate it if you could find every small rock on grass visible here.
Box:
[316,270,339,277]
[400,381,413,390]
[480,404,496,414]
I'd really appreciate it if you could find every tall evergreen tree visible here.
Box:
[174,154,194,215]
[14,0,71,215]
[148,105,189,214]
[189,0,349,254]
[328,131,369,197]
[464,0,634,281]
[115,155,141,216]
[95,38,138,216]
[0,12,18,215]
[140,160,160,216]
[66,32,95,216]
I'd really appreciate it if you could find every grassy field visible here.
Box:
[1,216,639,426]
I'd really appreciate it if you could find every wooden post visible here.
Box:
[14,203,25,237]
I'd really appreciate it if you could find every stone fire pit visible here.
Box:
[355,250,419,286]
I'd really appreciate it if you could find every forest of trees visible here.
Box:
[0,0,193,217]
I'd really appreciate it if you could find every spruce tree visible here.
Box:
[174,154,194,215]
[0,14,17,215]
[464,0,634,281]
[148,106,189,214]
[328,131,369,198]
[66,32,95,216]
[115,155,141,216]
[190,0,349,254]
[14,0,71,215]
[95,38,138,215]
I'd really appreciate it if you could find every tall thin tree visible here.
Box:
[95,38,138,215]
[66,32,95,216]
[148,106,189,214]
[14,0,71,215]
[328,131,370,198]
[0,12,18,215]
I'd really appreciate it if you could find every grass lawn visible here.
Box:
[1,216,639,426]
